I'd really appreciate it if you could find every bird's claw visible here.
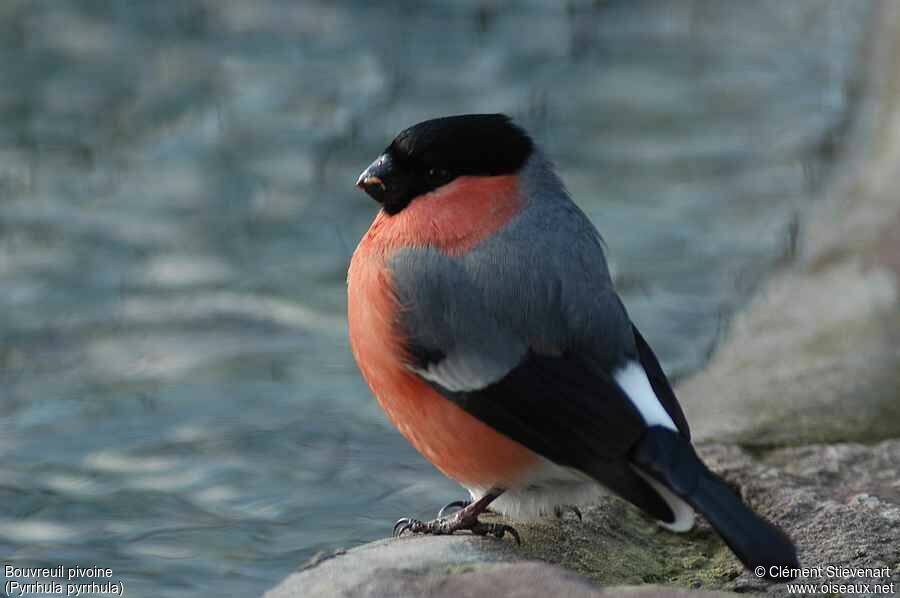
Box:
[471,521,521,544]
[392,516,446,537]
[393,517,415,537]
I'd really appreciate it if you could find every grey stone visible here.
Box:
[266,536,518,598]
[701,442,900,596]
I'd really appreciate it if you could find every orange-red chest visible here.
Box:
[346,176,539,488]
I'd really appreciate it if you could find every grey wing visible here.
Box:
[391,199,635,390]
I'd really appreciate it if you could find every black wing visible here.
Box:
[425,349,675,522]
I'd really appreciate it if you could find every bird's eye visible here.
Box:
[428,168,450,180]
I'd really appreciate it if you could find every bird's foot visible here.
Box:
[553,504,583,521]
[436,498,500,519]
[394,502,520,544]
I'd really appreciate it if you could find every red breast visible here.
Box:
[347,175,539,488]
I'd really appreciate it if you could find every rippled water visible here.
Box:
[0,1,873,596]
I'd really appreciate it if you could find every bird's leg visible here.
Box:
[436,499,470,519]
[436,498,499,518]
[394,488,520,544]
[553,504,583,521]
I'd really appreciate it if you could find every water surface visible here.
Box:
[0,1,873,595]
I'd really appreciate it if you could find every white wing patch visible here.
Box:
[410,354,513,392]
[614,361,678,431]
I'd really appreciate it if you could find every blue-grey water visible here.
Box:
[0,1,873,596]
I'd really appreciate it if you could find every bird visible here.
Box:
[347,113,799,577]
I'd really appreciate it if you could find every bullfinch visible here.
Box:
[348,114,799,577]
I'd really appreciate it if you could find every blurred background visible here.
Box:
[0,1,876,596]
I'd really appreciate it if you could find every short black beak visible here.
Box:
[356,153,393,204]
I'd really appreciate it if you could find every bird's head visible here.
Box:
[356,114,534,215]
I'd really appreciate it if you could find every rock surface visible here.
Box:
[265,536,734,598]
[268,441,900,597]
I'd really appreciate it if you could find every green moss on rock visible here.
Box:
[503,496,742,591]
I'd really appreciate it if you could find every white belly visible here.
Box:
[463,458,603,519]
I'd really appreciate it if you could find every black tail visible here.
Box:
[632,426,799,580]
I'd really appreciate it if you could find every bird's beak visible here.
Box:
[356,153,393,204]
